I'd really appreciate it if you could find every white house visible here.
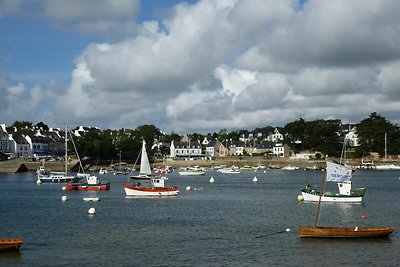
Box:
[345,127,360,147]
[170,140,203,158]
[267,128,284,143]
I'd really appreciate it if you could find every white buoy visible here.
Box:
[186,186,191,191]
[62,186,66,191]
[209,177,215,183]
[61,195,68,201]
[36,179,42,185]
[297,195,304,201]
[252,176,258,183]
[88,207,96,215]
[263,170,266,173]
[286,228,291,232]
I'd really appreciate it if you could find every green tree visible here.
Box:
[355,112,400,157]
[303,119,342,156]
[12,121,32,129]
[284,118,306,152]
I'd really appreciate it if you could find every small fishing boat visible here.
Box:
[65,175,110,191]
[0,238,24,252]
[123,139,179,196]
[123,176,179,196]
[300,161,365,203]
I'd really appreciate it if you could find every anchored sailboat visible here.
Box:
[123,140,179,196]
[300,161,365,203]
[299,159,394,238]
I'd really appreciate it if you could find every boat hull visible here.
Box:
[299,226,394,238]
[0,238,24,252]
[178,171,205,176]
[123,184,179,196]
[38,175,77,183]
[300,191,363,203]
[65,183,110,191]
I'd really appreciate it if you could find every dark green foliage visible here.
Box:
[355,112,400,157]
[11,121,32,129]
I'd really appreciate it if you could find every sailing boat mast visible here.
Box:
[384,132,387,160]
[64,124,68,175]
[314,159,327,227]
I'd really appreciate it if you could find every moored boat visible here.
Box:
[299,226,394,238]
[123,176,179,197]
[218,167,241,174]
[299,159,394,238]
[178,166,206,176]
[300,161,365,203]
[36,126,78,184]
[123,139,179,196]
[65,175,110,191]
[0,238,24,252]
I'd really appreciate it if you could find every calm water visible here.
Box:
[0,168,399,266]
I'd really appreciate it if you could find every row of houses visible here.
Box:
[0,123,292,160]
[169,134,290,158]
[1,122,360,160]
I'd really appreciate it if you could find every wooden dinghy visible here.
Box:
[0,238,24,252]
[299,226,394,238]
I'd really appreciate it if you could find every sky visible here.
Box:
[1,0,400,134]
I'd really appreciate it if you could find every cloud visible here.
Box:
[3,0,400,132]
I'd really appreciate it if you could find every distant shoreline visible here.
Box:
[1,157,399,173]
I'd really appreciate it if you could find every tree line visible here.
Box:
[10,112,400,161]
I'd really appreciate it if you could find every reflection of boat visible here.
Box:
[123,139,179,196]
[299,159,394,238]
[0,238,24,252]
[83,197,100,202]
[300,161,365,203]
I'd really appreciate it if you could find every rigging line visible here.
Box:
[256,228,291,238]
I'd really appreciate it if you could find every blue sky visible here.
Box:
[1,0,400,133]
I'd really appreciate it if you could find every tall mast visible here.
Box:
[384,132,387,160]
[65,124,68,175]
[314,160,327,227]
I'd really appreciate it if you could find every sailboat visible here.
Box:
[299,159,395,238]
[64,130,110,191]
[36,125,78,183]
[300,161,365,203]
[123,140,179,196]
[375,133,400,170]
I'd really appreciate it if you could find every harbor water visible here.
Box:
[0,168,399,266]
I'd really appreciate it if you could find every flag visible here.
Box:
[326,161,352,182]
